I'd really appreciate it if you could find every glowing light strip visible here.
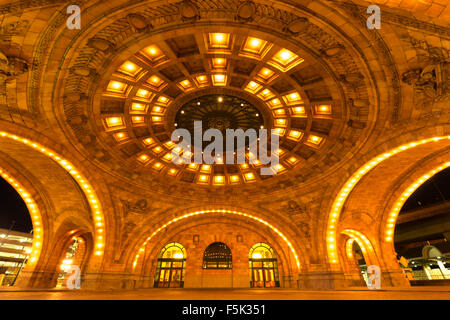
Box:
[0,168,42,265]
[132,209,301,269]
[345,238,354,259]
[384,161,450,242]
[0,132,105,256]
[326,136,450,265]
[342,229,373,255]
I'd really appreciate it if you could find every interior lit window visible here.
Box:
[203,242,232,269]
[268,48,304,72]
[154,243,186,288]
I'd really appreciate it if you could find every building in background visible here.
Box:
[0,228,32,286]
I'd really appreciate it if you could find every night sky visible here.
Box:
[401,167,450,212]
[0,176,32,233]
[0,167,448,233]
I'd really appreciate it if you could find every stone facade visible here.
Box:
[0,0,448,290]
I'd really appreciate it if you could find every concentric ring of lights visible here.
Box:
[341,229,373,257]
[0,132,106,257]
[131,209,301,270]
[101,32,333,185]
[0,167,43,265]
[326,136,450,266]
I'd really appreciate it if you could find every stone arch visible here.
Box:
[0,125,107,288]
[327,127,450,287]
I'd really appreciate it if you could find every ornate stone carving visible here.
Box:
[284,18,308,36]
[126,13,152,32]
[236,1,256,22]
[121,199,149,214]
[402,62,449,104]
[87,38,115,52]
[320,44,345,58]
[178,0,200,21]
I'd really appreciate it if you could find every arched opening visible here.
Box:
[394,168,450,283]
[56,236,88,288]
[327,133,450,288]
[0,175,33,287]
[344,238,370,286]
[249,243,279,288]
[203,242,232,269]
[154,242,186,288]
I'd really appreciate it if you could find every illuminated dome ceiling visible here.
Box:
[175,94,264,138]
[92,30,339,186]
[60,7,375,194]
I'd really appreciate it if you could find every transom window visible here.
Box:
[203,242,232,269]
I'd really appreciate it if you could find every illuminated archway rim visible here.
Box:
[0,132,106,257]
[0,167,43,266]
[132,209,301,270]
[326,136,450,266]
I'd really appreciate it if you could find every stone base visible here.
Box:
[297,271,349,290]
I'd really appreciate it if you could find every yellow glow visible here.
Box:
[244,172,256,181]
[118,61,141,76]
[275,118,287,127]
[212,74,227,86]
[131,209,301,271]
[257,88,275,101]
[105,117,124,128]
[267,98,282,109]
[287,130,302,141]
[326,135,450,266]
[213,175,225,185]
[200,164,211,173]
[287,157,299,165]
[188,163,199,171]
[113,132,128,141]
[245,81,262,94]
[152,146,163,154]
[0,132,106,259]
[178,79,195,91]
[268,49,304,72]
[152,162,163,170]
[196,75,209,87]
[291,106,306,117]
[307,135,323,145]
[282,92,302,105]
[136,89,152,100]
[130,102,147,113]
[240,37,272,59]
[252,252,262,259]
[209,33,230,50]
[138,154,149,163]
[143,137,155,146]
[211,58,227,70]
[131,116,144,124]
[106,81,127,93]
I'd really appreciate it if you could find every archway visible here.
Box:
[203,242,232,269]
[154,243,186,288]
[0,129,106,288]
[327,132,450,288]
[249,243,280,288]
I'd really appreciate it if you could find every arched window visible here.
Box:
[249,243,279,287]
[56,237,86,288]
[203,242,232,269]
[154,242,186,288]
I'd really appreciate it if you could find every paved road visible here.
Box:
[1,287,450,300]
